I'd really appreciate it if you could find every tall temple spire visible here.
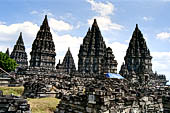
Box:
[30,15,56,69]
[91,19,100,32]
[92,19,98,27]
[127,24,150,57]
[119,24,152,84]
[16,32,24,45]
[135,24,138,29]
[10,32,28,68]
[40,15,50,31]
[78,19,117,74]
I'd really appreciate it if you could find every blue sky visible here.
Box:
[0,0,170,83]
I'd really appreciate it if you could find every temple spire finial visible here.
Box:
[5,48,9,56]
[20,32,22,36]
[94,19,97,23]
[16,32,24,45]
[136,24,138,28]
[59,59,61,64]
[43,15,48,25]
[92,19,98,27]
[135,24,139,31]
[88,27,91,32]
[40,15,50,31]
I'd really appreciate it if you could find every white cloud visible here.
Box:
[0,21,39,65]
[30,9,53,17]
[49,18,73,31]
[143,16,153,21]
[151,52,170,84]
[0,21,6,25]
[88,16,124,30]
[0,18,80,68]
[107,42,128,71]
[52,32,83,68]
[0,22,39,46]
[42,9,54,16]
[30,10,38,15]
[87,0,114,16]
[0,21,39,66]
[156,32,170,40]
[87,0,123,31]
[0,46,13,53]
[30,10,73,32]
[59,13,74,20]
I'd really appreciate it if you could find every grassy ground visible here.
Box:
[0,86,60,113]
[0,86,24,96]
[28,97,60,113]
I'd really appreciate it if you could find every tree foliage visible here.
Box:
[0,52,17,72]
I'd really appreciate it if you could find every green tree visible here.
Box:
[0,52,17,72]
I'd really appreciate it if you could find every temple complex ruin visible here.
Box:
[1,15,170,113]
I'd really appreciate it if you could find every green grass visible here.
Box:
[0,86,24,96]
[0,86,60,113]
[27,97,60,113]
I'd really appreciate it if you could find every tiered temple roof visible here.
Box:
[30,15,56,69]
[102,47,117,73]
[78,19,117,74]
[10,32,28,68]
[56,48,76,74]
[119,24,153,83]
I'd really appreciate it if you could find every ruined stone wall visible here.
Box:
[0,90,31,113]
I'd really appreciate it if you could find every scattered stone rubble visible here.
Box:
[55,76,170,113]
[55,22,170,113]
[0,90,31,113]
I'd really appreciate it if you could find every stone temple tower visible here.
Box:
[78,19,117,74]
[10,32,28,68]
[119,24,152,83]
[56,48,76,74]
[30,15,56,69]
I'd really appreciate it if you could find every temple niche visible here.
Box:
[29,15,56,69]
[78,19,117,75]
[10,32,28,68]
[56,48,76,74]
